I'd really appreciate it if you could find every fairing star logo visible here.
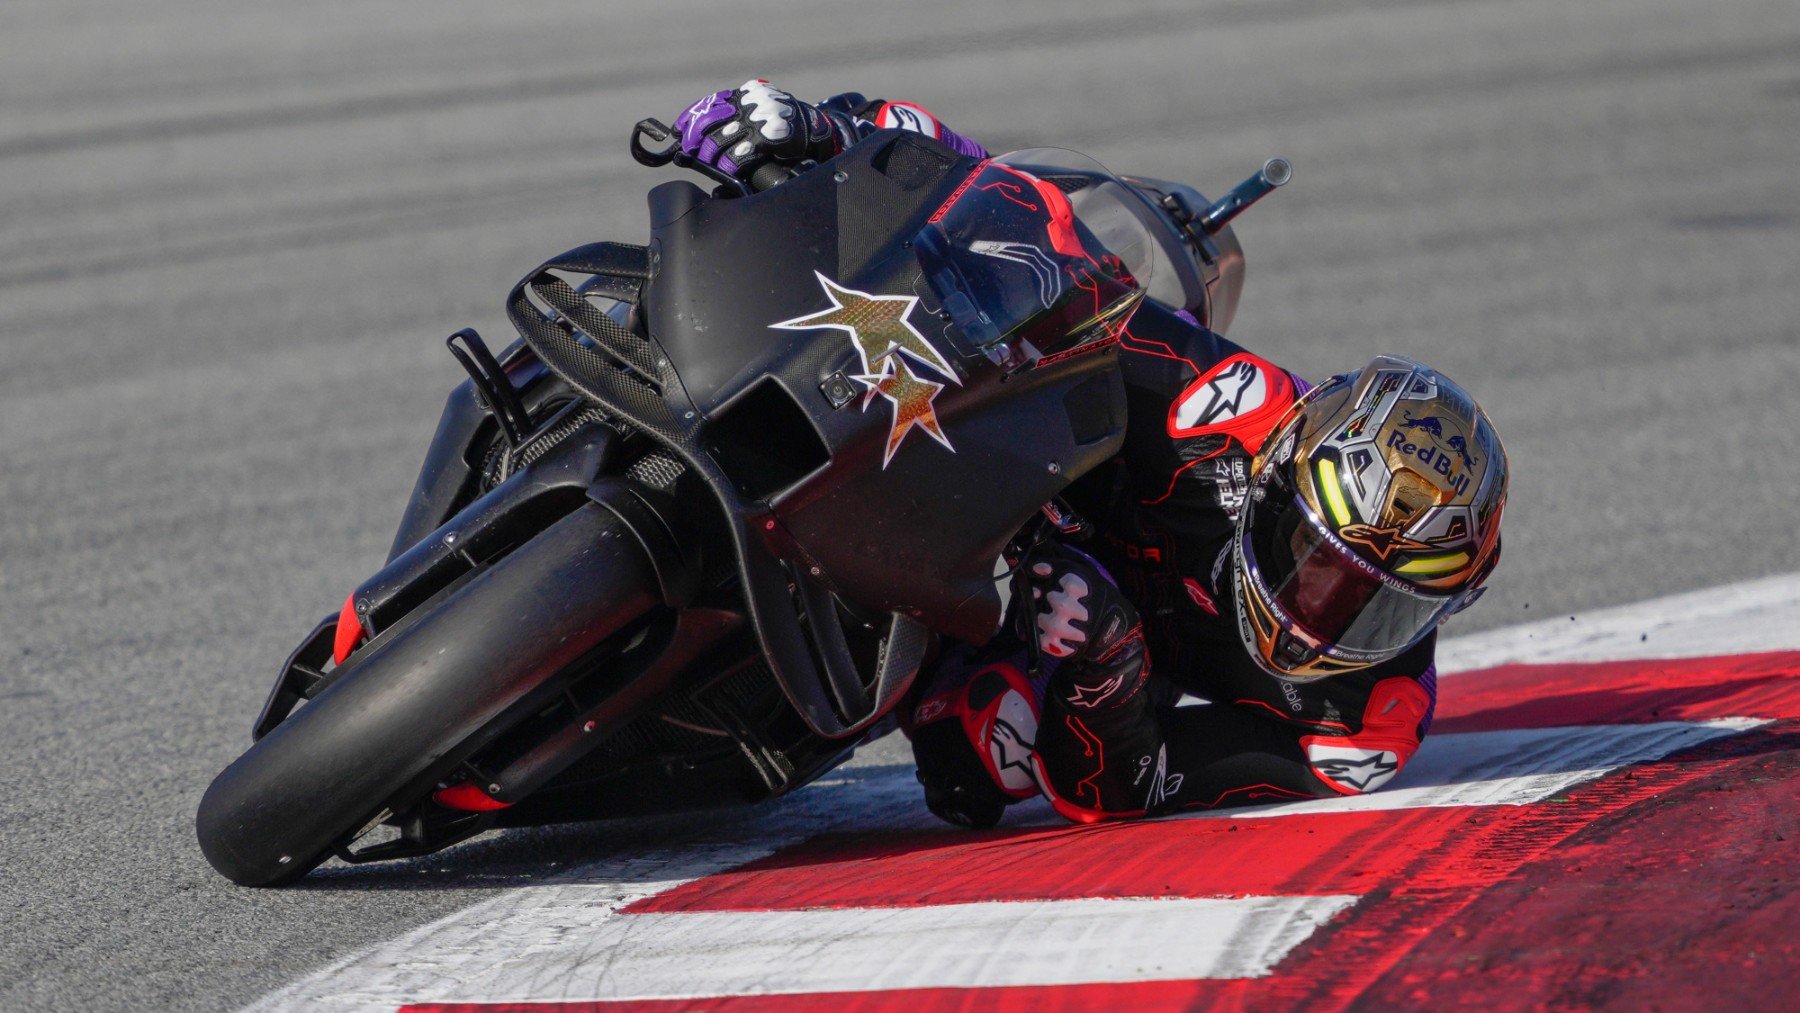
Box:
[772,272,960,468]
[855,357,955,466]
[772,272,957,379]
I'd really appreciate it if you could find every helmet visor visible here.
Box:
[1243,469,1457,660]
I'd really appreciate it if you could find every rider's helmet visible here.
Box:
[1234,354,1507,681]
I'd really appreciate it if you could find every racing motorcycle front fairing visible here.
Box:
[514,130,1138,738]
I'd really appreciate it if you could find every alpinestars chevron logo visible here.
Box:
[1305,743,1401,793]
[772,272,960,468]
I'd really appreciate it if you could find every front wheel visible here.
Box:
[196,501,660,886]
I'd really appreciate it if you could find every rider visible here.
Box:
[670,81,1510,826]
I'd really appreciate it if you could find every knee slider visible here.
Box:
[908,663,1044,828]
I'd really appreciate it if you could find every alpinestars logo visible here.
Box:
[1174,359,1265,431]
[1339,522,1433,562]
[987,688,1043,795]
[773,272,960,468]
[1305,742,1401,793]
[1067,668,1128,709]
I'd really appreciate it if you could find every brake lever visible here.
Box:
[629,118,678,166]
[629,117,752,198]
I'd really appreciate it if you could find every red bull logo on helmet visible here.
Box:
[1386,429,1473,495]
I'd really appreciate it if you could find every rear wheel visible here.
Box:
[196,501,660,886]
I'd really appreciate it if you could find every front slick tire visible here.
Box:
[196,501,659,886]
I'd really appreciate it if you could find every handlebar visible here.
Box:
[749,161,798,193]
[1196,158,1292,235]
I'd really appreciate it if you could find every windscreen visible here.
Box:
[914,149,1153,372]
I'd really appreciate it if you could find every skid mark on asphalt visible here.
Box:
[248,576,1800,1011]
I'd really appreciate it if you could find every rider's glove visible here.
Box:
[672,79,840,184]
[1018,544,1149,711]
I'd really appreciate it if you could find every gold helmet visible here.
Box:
[1233,354,1507,681]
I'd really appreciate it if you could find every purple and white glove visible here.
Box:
[1019,545,1148,711]
[672,79,840,182]
[1024,550,1132,659]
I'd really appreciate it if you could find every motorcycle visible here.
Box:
[196,118,1289,886]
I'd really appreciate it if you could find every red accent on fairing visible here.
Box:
[1118,328,1204,374]
[332,591,364,666]
[1019,169,1084,258]
[974,179,1039,213]
[1030,332,1119,367]
[1165,352,1297,451]
[432,782,512,812]
[925,159,989,225]
[951,163,1082,259]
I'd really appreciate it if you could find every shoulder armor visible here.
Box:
[1167,352,1297,453]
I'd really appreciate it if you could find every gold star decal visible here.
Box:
[771,271,959,382]
[855,357,954,466]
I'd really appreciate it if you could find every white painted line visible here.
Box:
[1437,570,1800,672]
[1215,717,1763,819]
[246,772,942,1013]
[423,895,1359,1004]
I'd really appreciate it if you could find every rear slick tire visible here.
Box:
[196,501,660,887]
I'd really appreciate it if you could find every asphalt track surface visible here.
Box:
[0,0,1795,1008]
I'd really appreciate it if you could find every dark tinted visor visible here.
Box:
[1244,467,1455,657]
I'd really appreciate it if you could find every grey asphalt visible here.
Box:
[2,0,1796,1008]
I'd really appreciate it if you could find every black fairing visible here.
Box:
[648,134,1126,638]
[511,131,1128,735]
